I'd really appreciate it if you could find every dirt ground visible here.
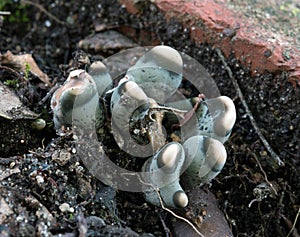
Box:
[0,1,299,236]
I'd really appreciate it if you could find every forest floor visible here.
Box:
[0,0,299,236]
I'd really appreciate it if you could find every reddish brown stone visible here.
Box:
[119,0,300,86]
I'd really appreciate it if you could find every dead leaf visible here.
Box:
[0,164,20,181]
[1,50,52,86]
[0,82,39,120]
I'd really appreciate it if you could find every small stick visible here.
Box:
[20,0,66,25]
[122,173,205,237]
[155,187,205,237]
[216,48,284,167]
[178,93,205,127]
[158,212,171,237]
[286,207,300,237]
[0,65,24,81]
[38,84,60,105]
[148,105,187,121]
[251,151,278,196]
[0,11,11,15]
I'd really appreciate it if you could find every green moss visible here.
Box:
[0,0,30,23]
[24,62,31,80]
[4,79,19,88]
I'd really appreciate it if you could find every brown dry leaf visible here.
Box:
[1,50,52,86]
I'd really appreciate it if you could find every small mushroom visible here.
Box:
[110,78,153,156]
[88,61,113,97]
[168,95,236,143]
[126,45,183,103]
[195,96,236,144]
[182,135,227,188]
[110,77,149,115]
[142,142,188,208]
[51,69,102,129]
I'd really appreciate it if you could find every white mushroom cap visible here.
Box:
[51,70,92,97]
[51,70,98,128]
[143,142,185,185]
[182,135,227,186]
[110,78,149,111]
[210,96,236,141]
[197,96,236,144]
[142,142,188,208]
[132,45,183,75]
[197,137,227,182]
[173,190,189,208]
[157,142,182,173]
[126,46,183,102]
[123,81,149,103]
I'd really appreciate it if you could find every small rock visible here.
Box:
[31,118,46,131]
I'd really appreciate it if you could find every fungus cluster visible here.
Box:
[51,46,236,208]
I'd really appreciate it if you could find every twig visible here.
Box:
[28,150,46,159]
[248,198,261,208]
[155,187,205,237]
[158,212,171,237]
[0,11,11,15]
[38,84,60,105]
[251,151,278,196]
[122,173,205,237]
[216,48,285,167]
[0,65,24,81]
[20,0,66,25]
[286,207,300,237]
[149,105,187,120]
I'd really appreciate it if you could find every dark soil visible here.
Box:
[0,1,299,236]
